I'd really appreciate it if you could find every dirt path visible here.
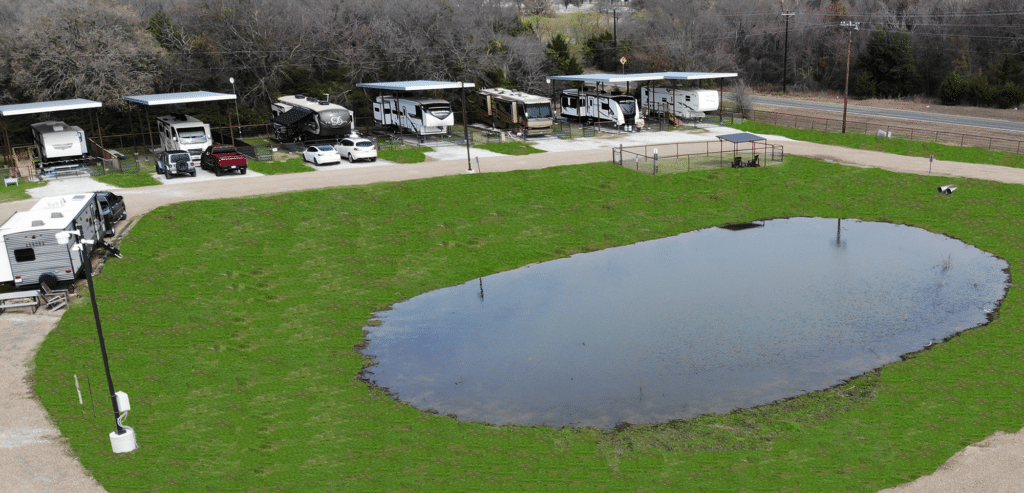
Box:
[2,133,1023,492]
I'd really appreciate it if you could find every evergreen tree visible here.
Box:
[545,34,583,75]
[860,30,920,98]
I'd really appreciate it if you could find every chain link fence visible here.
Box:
[613,140,785,176]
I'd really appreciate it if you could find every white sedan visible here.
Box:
[336,137,378,163]
[302,145,342,165]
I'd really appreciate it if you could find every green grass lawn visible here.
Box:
[474,141,546,155]
[0,179,45,203]
[379,146,432,163]
[35,158,1024,491]
[247,157,314,175]
[94,170,162,188]
[736,120,1024,168]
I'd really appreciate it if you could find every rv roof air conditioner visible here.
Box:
[31,220,44,227]
[295,94,305,99]
[51,212,64,218]
[319,100,328,105]
[54,125,64,131]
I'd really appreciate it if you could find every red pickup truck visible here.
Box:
[200,145,248,176]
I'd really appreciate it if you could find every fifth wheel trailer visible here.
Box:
[640,87,720,120]
[30,121,90,168]
[0,193,123,288]
[558,89,643,131]
[372,96,454,140]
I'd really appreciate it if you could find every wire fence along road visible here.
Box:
[748,95,1024,134]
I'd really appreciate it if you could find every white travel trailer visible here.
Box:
[30,121,89,167]
[372,96,454,140]
[640,87,719,120]
[0,194,108,288]
[156,114,212,163]
[476,88,554,136]
[558,89,643,131]
[270,95,352,141]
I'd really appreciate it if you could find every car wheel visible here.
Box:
[241,168,247,175]
[348,153,354,162]
[216,167,223,176]
[371,157,377,162]
[190,170,196,177]
[314,157,319,166]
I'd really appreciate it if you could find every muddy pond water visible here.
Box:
[361,218,1009,429]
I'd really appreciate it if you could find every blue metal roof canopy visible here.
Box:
[355,80,477,172]
[122,91,236,106]
[0,99,105,171]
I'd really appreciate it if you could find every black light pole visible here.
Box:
[840,21,859,134]
[462,82,474,173]
[781,11,795,93]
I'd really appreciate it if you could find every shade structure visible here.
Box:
[355,80,475,91]
[0,99,102,117]
[122,91,236,106]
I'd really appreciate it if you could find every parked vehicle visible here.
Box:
[475,88,554,136]
[335,136,377,163]
[94,191,127,237]
[155,150,196,178]
[30,121,90,169]
[270,94,353,142]
[0,193,124,288]
[302,145,342,165]
[639,87,719,120]
[558,89,643,131]
[200,145,248,176]
[156,114,212,164]
[372,96,454,141]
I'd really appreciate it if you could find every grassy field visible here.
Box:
[379,147,432,163]
[736,121,1024,168]
[34,157,1024,491]
[94,170,161,188]
[0,179,44,202]
[248,157,314,175]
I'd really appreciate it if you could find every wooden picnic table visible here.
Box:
[0,289,43,314]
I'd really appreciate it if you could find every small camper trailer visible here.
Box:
[30,121,90,168]
[640,87,719,120]
[0,193,114,288]
[475,88,554,136]
[372,96,454,140]
[558,89,642,131]
[157,114,212,163]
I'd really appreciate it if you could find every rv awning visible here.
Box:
[717,133,766,144]
[355,80,476,91]
[123,91,236,106]
[546,72,738,84]
[270,107,314,126]
[0,99,102,117]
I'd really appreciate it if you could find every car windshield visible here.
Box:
[316,145,334,152]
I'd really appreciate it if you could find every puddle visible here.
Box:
[360,218,1010,428]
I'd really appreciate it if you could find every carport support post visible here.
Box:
[462,82,473,173]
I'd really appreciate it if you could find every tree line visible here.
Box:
[1,0,1021,136]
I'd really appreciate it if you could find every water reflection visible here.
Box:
[361,218,1009,429]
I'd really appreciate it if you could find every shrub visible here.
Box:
[938,71,965,105]
[994,83,1024,109]
[853,72,876,99]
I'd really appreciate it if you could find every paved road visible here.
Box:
[747,95,1024,134]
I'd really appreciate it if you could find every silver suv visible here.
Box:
[156,150,196,178]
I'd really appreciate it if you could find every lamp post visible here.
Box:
[840,21,859,134]
[55,230,137,454]
[781,11,795,93]
[229,77,242,140]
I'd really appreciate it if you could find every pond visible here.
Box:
[360,218,1010,429]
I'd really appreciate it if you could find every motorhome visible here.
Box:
[0,193,110,288]
[558,89,643,131]
[156,114,212,164]
[270,94,352,142]
[475,88,554,136]
[372,96,454,141]
[640,87,719,120]
[30,121,89,168]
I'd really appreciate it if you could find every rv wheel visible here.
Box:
[39,273,59,290]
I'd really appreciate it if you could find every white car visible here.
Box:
[336,137,377,163]
[302,145,342,165]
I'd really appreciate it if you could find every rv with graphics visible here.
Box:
[372,96,454,141]
[640,87,719,120]
[475,88,554,136]
[558,89,643,131]
[270,95,353,142]
[157,114,212,163]
[30,121,89,168]
[0,193,124,288]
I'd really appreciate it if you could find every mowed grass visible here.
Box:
[94,170,162,188]
[34,158,1024,491]
[247,157,314,175]
[0,179,44,202]
[474,141,546,155]
[378,146,431,163]
[736,120,1024,168]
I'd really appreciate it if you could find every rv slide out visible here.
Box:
[640,87,719,120]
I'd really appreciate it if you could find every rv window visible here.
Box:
[13,248,35,262]
[686,96,691,101]
[601,101,610,111]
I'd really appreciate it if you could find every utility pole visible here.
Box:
[781,11,795,93]
[840,21,860,134]
[613,9,618,49]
